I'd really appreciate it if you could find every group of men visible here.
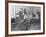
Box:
[11,8,40,31]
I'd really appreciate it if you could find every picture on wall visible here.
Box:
[5,1,45,36]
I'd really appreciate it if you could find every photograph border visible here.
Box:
[5,0,45,37]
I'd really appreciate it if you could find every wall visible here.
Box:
[0,0,46,37]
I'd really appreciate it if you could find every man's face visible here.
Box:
[20,8,23,12]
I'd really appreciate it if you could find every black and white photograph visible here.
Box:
[11,5,41,31]
[8,2,44,35]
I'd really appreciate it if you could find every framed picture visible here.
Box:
[5,1,45,36]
